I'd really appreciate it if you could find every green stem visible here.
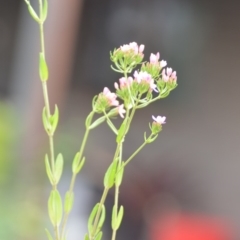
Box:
[60,125,92,239]
[111,144,122,240]
[38,1,59,239]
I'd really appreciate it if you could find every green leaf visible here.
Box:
[25,2,40,23]
[50,105,59,134]
[39,52,49,82]
[85,111,94,128]
[88,203,99,234]
[42,107,51,134]
[48,190,62,226]
[54,153,63,184]
[112,205,124,230]
[115,163,124,187]
[64,191,74,214]
[42,0,48,22]
[45,229,53,240]
[116,205,124,230]
[116,119,127,143]
[84,234,90,240]
[96,205,106,233]
[95,231,103,240]
[72,152,85,174]
[89,116,106,129]
[45,154,54,185]
[111,205,117,230]
[104,160,117,188]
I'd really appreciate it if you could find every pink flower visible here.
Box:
[117,104,126,118]
[118,77,133,89]
[160,60,167,68]
[150,52,160,64]
[152,115,166,124]
[162,68,177,82]
[102,87,119,106]
[120,42,144,55]
[134,71,158,92]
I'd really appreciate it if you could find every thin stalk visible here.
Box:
[60,126,92,238]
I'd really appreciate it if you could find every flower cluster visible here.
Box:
[110,42,145,73]
[95,42,177,121]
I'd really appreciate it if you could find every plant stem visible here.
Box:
[60,125,92,239]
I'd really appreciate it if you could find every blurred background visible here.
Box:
[1,0,240,239]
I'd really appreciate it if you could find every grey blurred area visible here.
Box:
[1,0,240,239]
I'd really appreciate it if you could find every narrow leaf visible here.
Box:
[50,105,59,134]
[42,0,48,22]
[72,152,80,173]
[48,190,62,226]
[115,163,124,187]
[95,231,103,240]
[116,205,124,230]
[54,153,63,184]
[42,107,51,134]
[45,154,54,185]
[88,203,99,234]
[64,191,74,214]
[103,160,117,188]
[84,234,90,240]
[45,229,53,240]
[111,205,117,230]
[89,116,106,129]
[96,205,105,233]
[26,4,40,23]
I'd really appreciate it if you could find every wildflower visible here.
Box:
[152,115,166,124]
[118,77,133,89]
[117,104,126,118]
[162,68,177,82]
[102,87,119,106]
[150,52,160,64]
[120,42,145,55]
[134,71,158,92]
[160,60,167,68]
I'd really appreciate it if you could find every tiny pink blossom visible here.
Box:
[166,67,172,75]
[102,87,119,106]
[119,42,144,55]
[119,77,133,89]
[152,115,166,124]
[117,104,126,118]
[134,71,158,92]
[150,52,160,64]
[114,82,119,89]
[139,44,145,53]
[160,60,167,68]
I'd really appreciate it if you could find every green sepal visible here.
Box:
[64,191,74,214]
[116,118,127,143]
[48,189,62,226]
[89,116,106,129]
[95,231,103,240]
[88,203,99,234]
[54,153,63,184]
[42,107,51,134]
[45,154,54,185]
[25,1,40,23]
[72,152,85,174]
[115,162,124,187]
[39,52,49,82]
[104,160,118,188]
[45,228,53,240]
[84,234,90,240]
[42,0,48,22]
[49,105,59,134]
